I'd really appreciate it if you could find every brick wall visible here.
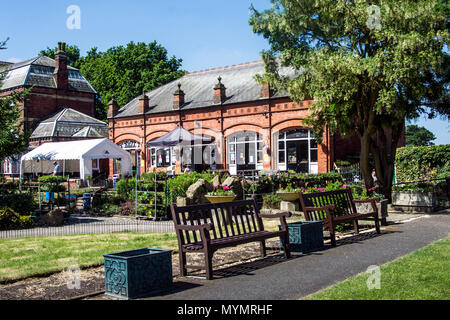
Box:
[109,97,334,176]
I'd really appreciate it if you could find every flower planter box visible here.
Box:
[205,195,236,204]
[279,221,324,253]
[103,247,173,299]
[391,191,438,213]
[276,191,299,201]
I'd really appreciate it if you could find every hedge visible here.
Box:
[395,145,450,182]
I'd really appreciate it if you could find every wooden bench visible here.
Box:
[298,188,381,247]
[170,198,292,280]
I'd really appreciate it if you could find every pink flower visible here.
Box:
[213,185,218,190]
[223,186,230,191]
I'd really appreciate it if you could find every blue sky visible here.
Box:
[0,0,448,144]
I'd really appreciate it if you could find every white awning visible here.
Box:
[20,138,132,180]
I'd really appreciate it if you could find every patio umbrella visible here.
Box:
[146,126,205,147]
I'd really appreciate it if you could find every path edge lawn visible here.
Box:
[301,236,450,300]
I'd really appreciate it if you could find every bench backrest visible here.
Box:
[170,199,264,245]
[299,188,356,221]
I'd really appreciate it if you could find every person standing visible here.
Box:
[52,161,60,176]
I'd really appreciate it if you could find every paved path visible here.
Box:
[147,211,450,300]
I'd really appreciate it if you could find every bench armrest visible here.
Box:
[303,204,335,222]
[352,198,380,204]
[176,222,214,232]
[258,211,292,219]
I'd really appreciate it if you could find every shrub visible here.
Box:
[38,176,66,192]
[0,193,36,215]
[395,145,450,182]
[262,193,282,209]
[37,209,65,226]
[0,208,35,230]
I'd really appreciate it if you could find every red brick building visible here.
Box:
[0,42,101,175]
[108,60,338,176]
[0,42,96,132]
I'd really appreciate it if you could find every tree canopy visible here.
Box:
[405,124,436,146]
[249,0,449,199]
[0,40,30,159]
[40,41,185,119]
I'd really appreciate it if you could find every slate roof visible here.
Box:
[114,60,299,118]
[0,56,96,94]
[30,107,108,139]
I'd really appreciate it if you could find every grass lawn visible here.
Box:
[0,233,178,282]
[0,214,299,283]
[303,236,450,300]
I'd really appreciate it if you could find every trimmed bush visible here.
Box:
[0,193,35,215]
[395,145,450,182]
[0,208,35,230]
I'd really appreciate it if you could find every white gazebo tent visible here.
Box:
[19,138,132,181]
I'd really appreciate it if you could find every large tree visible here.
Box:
[405,124,436,146]
[0,39,30,159]
[249,0,449,200]
[40,41,185,119]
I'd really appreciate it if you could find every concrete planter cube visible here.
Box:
[391,191,437,212]
[279,221,324,253]
[103,248,173,299]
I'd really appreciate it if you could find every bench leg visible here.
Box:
[330,225,337,247]
[179,252,187,277]
[281,234,291,259]
[374,214,381,234]
[353,220,359,234]
[260,240,267,257]
[204,250,213,280]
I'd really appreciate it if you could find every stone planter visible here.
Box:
[391,191,437,213]
[103,248,173,299]
[279,221,324,253]
[354,198,389,226]
[276,191,299,201]
[205,194,236,204]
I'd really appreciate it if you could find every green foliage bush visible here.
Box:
[262,193,282,209]
[395,145,450,182]
[0,208,35,230]
[37,176,66,192]
[245,172,343,194]
[0,193,35,215]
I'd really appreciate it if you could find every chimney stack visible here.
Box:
[213,76,226,104]
[138,90,149,114]
[173,83,185,109]
[260,82,272,98]
[107,95,119,118]
[53,42,68,90]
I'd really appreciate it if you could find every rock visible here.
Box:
[212,175,221,187]
[185,179,212,204]
[222,176,243,200]
[38,209,65,226]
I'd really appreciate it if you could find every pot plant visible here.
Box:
[205,185,236,203]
